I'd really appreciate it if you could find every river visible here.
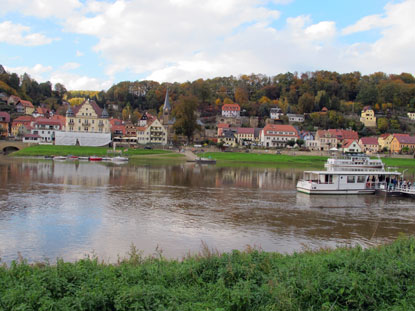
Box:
[0,157,414,263]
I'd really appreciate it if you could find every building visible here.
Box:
[235,127,255,145]
[390,135,415,153]
[342,139,362,153]
[0,111,10,137]
[22,134,41,144]
[359,137,379,154]
[260,124,298,148]
[270,107,283,120]
[287,114,305,123]
[32,107,52,118]
[31,118,64,143]
[217,123,230,137]
[16,100,35,115]
[55,99,111,146]
[222,103,241,118]
[378,133,394,151]
[327,129,359,144]
[137,117,168,145]
[360,106,376,127]
[315,130,338,151]
[408,112,415,121]
[11,115,34,137]
[218,129,237,147]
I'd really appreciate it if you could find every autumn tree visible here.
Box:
[173,95,201,143]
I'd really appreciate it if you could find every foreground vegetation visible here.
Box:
[10,145,171,157]
[1,237,415,310]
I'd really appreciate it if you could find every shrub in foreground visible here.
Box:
[1,237,415,310]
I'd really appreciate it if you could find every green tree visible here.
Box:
[298,93,314,113]
[377,118,389,133]
[173,95,201,143]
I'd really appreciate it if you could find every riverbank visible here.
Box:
[1,237,414,310]
[10,145,172,157]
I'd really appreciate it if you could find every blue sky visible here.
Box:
[0,0,414,90]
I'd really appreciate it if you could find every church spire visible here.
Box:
[163,88,171,113]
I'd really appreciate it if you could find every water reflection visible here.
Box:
[0,157,414,263]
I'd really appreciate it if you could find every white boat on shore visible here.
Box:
[297,154,401,195]
[111,156,128,162]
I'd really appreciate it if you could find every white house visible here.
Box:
[137,118,168,145]
[222,103,241,118]
[260,124,298,148]
[342,139,362,153]
[287,114,305,123]
[31,118,63,143]
[270,107,283,120]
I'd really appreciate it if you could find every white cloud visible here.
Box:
[1,0,82,19]
[61,62,81,70]
[342,14,384,35]
[76,50,84,57]
[49,72,113,91]
[4,64,53,81]
[0,21,55,46]
[341,0,415,73]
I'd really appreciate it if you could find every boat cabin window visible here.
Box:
[357,176,366,183]
[319,174,333,184]
[347,176,355,183]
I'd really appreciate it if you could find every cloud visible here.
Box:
[341,0,415,73]
[60,62,80,70]
[76,50,84,57]
[1,0,82,19]
[4,64,53,81]
[0,21,55,46]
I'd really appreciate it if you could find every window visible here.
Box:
[357,176,366,183]
[347,176,355,183]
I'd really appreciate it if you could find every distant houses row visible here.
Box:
[1,91,415,153]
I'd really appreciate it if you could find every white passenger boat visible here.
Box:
[297,154,401,195]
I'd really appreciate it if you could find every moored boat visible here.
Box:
[111,156,129,162]
[297,154,401,195]
[89,156,103,161]
[53,156,66,161]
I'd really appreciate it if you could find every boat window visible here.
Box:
[357,176,366,183]
[347,176,355,183]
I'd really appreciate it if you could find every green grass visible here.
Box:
[382,157,415,168]
[201,152,328,168]
[1,237,415,310]
[10,145,172,157]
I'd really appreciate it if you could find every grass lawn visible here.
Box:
[201,152,328,168]
[11,145,172,157]
[382,157,415,168]
[1,237,415,310]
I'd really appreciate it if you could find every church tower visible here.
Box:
[162,88,171,125]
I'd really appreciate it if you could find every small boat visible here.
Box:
[53,156,66,161]
[195,157,216,164]
[89,156,103,161]
[111,156,129,162]
[79,156,89,161]
[102,157,112,161]
[67,155,79,160]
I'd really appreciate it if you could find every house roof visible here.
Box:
[379,133,392,139]
[110,118,124,126]
[33,117,62,126]
[20,100,34,108]
[222,103,240,111]
[0,111,10,123]
[342,139,357,148]
[263,124,298,136]
[237,127,254,135]
[217,123,230,128]
[71,99,103,117]
[394,135,415,144]
[163,89,171,112]
[360,137,379,145]
[111,124,126,135]
[362,106,372,111]
[12,115,34,123]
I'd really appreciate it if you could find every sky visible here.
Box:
[0,0,414,91]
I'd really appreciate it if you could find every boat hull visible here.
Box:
[297,186,375,195]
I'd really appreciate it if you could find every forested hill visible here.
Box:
[1,66,415,122]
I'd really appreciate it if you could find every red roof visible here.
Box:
[20,100,34,108]
[263,124,298,136]
[342,139,357,148]
[72,100,103,117]
[217,123,230,128]
[237,127,254,135]
[394,135,415,144]
[327,129,359,140]
[12,115,34,123]
[0,111,10,123]
[110,118,124,126]
[360,137,379,145]
[379,133,392,139]
[222,103,241,111]
[33,117,62,126]
[111,124,126,135]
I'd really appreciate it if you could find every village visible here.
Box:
[1,88,415,155]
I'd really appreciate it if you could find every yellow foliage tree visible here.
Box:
[68,97,85,106]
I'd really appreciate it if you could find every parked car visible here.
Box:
[144,146,152,150]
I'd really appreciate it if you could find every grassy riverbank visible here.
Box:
[202,152,328,168]
[10,145,172,157]
[1,237,415,310]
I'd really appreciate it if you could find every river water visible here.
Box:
[1,157,414,263]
